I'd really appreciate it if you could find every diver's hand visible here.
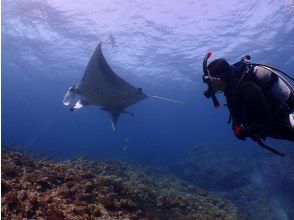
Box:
[233,125,249,140]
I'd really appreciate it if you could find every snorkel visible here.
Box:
[202,52,220,108]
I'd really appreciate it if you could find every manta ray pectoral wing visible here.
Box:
[81,43,138,93]
[70,100,89,112]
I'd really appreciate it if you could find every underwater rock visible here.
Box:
[1,147,240,219]
[171,144,254,191]
[171,144,294,219]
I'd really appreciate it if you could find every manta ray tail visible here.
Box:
[147,95,185,104]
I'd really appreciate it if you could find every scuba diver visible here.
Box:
[107,33,118,48]
[202,53,294,157]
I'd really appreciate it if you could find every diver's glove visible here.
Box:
[233,125,250,140]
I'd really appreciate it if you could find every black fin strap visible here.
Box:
[251,135,285,157]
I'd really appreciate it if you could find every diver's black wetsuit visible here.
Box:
[225,61,294,141]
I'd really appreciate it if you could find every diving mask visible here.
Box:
[209,77,226,92]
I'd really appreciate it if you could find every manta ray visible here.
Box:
[63,43,183,133]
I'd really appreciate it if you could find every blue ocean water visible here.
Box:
[2,0,294,218]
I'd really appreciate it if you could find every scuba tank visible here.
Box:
[241,54,294,94]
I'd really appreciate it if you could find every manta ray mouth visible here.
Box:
[63,88,77,105]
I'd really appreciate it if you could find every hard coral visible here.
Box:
[5,191,21,212]
[1,147,240,219]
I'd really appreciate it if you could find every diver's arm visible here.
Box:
[225,99,246,139]
[234,82,271,139]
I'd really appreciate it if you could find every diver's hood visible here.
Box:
[63,86,77,105]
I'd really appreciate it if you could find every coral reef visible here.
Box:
[1,147,240,219]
